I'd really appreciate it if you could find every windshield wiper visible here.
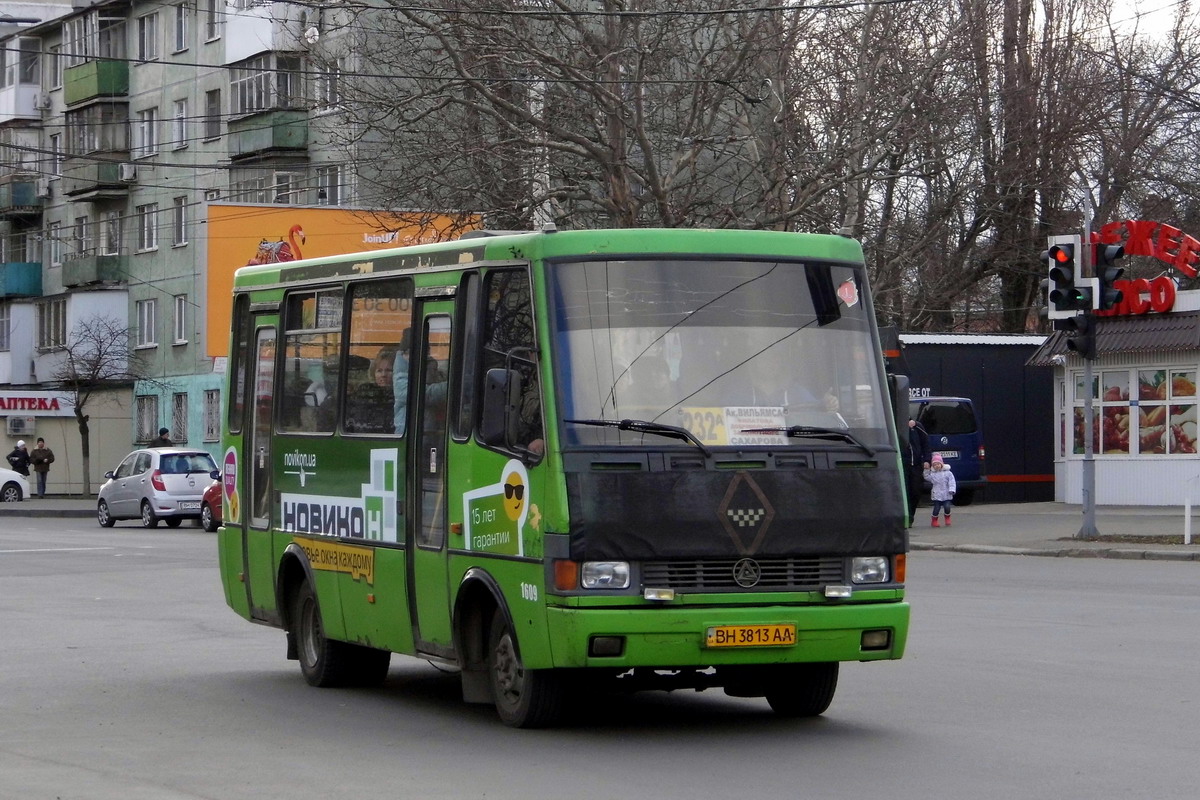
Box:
[565,418,712,457]
[741,425,876,456]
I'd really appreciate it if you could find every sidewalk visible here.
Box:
[2,496,1198,561]
[909,501,1200,561]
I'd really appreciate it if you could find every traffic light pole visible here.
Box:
[1078,340,1098,540]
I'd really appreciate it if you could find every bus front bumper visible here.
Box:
[543,600,909,669]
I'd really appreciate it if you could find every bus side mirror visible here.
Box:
[480,368,521,447]
[888,373,910,442]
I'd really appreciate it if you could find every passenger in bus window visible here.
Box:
[393,329,412,435]
[346,348,396,434]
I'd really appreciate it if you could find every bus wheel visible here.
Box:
[764,662,839,718]
[164,518,183,528]
[487,609,564,728]
[140,501,159,528]
[291,579,389,688]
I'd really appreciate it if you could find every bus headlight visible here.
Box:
[851,556,889,584]
[580,561,631,589]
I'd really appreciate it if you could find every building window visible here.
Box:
[230,54,304,116]
[66,104,129,154]
[0,301,9,351]
[173,294,188,342]
[203,389,221,441]
[63,12,128,69]
[172,392,188,442]
[37,297,66,350]
[73,215,90,256]
[204,0,221,41]
[136,298,158,347]
[314,60,341,109]
[137,13,159,61]
[1071,368,1199,456]
[174,3,189,52]
[134,108,159,158]
[172,99,187,147]
[231,175,267,203]
[49,133,62,176]
[136,203,158,250]
[49,43,62,88]
[1,38,41,86]
[274,171,301,204]
[102,210,121,254]
[172,197,188,245]
[47,221,62,266]
[316,165,341,205]
[136,395,159,442]
[204,89,221,139]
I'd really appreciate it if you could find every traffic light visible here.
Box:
[1056,313,1096,360]
[1095,243,1125,310]
[1044,234,1092,318]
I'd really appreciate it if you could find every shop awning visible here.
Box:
[1026,310,1200,366]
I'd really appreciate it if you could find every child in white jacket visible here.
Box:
[923,453,956,527]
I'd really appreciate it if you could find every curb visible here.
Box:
[0,509,94,519]
[911,542,1200,562]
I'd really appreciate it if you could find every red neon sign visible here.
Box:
[1095,219,1200,278]
[1095,276,1176,317]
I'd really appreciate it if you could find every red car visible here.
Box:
[201,479,222,532]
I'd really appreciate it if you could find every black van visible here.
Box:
[909,396,986,505]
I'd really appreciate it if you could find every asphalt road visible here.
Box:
[1,519,1196,799]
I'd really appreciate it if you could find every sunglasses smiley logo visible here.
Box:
[503,472,526,521]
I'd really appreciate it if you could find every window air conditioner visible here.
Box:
[6,416,35,436]
[119,163,138,182]
[36,93,51,109]
[36,180,51,198]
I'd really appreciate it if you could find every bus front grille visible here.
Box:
[641,557,845,592]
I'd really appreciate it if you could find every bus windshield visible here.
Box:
[548,257,889,449]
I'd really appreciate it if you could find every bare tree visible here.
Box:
[49,316,158,495]
[298,0,1200,331]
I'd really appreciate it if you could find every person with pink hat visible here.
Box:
[923,452,956,527]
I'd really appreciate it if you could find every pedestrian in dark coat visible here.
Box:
[6,440,31,476]
[905,418,931,526]
[29,438,55,497]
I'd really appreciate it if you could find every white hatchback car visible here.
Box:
[97,448,219,528]
[0,466,30,502]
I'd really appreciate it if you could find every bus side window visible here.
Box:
[482,269,543,456]
[343,278,413,436]
[279,288,342,434]
[453,272,481,440]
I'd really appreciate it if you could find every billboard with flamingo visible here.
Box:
[205,204,476,356]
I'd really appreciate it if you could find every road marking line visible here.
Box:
[0,547,116,554]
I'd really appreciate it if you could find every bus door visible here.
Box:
[243,322,278,620]
[408,303,454,653]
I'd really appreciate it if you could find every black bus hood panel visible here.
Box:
[565,468,907,561]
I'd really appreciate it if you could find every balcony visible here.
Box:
[63,60,129,106]
[0,261,42,297]
[62,252,126,287]
[228,110,308,160]
[0,84,42,123]
[0,177,44,217]
[62,157,131,200]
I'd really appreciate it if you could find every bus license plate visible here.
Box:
[935,450,959,460]
[705,624,796,648]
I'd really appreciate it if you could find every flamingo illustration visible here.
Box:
[246,224,307,265]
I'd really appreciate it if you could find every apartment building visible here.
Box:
[0,0,355,491]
